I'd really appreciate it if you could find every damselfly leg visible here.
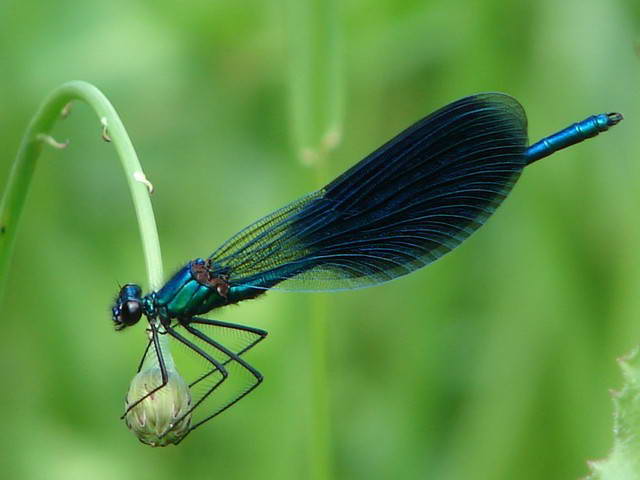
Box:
[186,319,267,389]
[160,324,229,439]
[121,321,169,418]
[124,317,267,440]
[178,317,266,434]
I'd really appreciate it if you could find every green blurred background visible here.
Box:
[1,0,639,479]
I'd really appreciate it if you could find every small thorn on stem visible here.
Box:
[100,117,112,142]
[134,171,155,194]
[61,102,73,118]
[36,134,69,149]
[322,128,342,152]
[301,147,319,167]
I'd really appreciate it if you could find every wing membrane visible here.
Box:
[210,93,528,291]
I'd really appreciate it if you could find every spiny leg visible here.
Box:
[187,318,267,388]
[181,316,265,434]
[135,335,153,373]
[121,321,169,418]
[191,317,267,357]
[160,324,229,438]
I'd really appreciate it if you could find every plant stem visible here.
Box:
[286,0,343,477]
[310,291,331,479]
[287,0,344,166]
[0,81,168,359]
[0,80,163,295]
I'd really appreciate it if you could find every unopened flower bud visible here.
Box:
[124,367,192,446]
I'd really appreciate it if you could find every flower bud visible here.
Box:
[124,367,192,446]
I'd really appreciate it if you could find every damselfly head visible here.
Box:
[112,284,143,330]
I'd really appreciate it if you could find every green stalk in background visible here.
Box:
[287,0,343,166]
[285,1,344,478]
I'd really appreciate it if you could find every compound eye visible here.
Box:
[121,300,142,325]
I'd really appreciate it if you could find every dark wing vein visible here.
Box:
[209,93,528,292]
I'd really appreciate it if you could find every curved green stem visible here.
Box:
[0,80,163,296]
[0,80,170,361]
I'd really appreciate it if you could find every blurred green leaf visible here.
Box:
[587,348,640,480]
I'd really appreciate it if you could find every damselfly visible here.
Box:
[112,93,622,443]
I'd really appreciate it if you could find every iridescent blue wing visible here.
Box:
[209,93,528,292]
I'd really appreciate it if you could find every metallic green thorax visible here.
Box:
[147,258,265,320]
